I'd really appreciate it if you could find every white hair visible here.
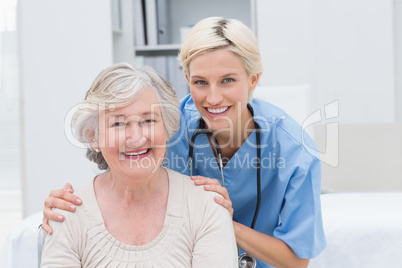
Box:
[72,63,180,170]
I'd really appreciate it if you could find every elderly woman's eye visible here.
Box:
[111,122,125,127]
[141,119,156,126]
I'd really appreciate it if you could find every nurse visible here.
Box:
[42,17,325,267]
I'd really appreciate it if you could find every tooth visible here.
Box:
[125,149,148,156]
[208,107,228,114]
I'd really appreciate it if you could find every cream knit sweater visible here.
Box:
[41,168,237,267]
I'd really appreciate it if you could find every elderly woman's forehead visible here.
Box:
[104,100,161,117]
[105,104,161,116]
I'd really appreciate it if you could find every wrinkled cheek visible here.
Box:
[148,125,166,150]
[148,149,166,171]
[106,157,122,169]
[152,133,167,167]
[99,130,124,150]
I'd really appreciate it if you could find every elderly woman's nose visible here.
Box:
[125,124,146,148]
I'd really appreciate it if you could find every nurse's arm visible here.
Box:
[233,221,310,268]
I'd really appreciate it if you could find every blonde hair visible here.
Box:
[179,17,263,80]
[72,63,180,170]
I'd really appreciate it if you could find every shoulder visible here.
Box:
[74,179,96,204]
[252,98,305,142]
[166,168,222,207]
[179,94,198,114]
[51,180,94,229]
[178,94,201,129]
[41,182,96,266]
[252,98,319,165]
[166,169,231,235]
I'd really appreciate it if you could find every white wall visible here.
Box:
[396,0,402,123]
[312,0,395,124]
[19,0,113,216]
[113,0,136,65]
[255,0,313,88]
[256,0,395,124]
[255,0,401,191]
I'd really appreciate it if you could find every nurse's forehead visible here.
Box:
[188,58,247,77]
[190,72,239,78]
[190,48,243,63]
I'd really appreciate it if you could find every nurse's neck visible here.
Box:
[212,110,255,160]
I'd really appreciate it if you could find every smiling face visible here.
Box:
[95,89,166,179]
[186,48,259,137]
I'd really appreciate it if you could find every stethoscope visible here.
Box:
[188,104,261,268]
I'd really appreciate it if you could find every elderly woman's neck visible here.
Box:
[96,168,168,205]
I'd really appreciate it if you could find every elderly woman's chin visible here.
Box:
[104,149,166,179]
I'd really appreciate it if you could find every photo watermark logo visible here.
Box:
[302,100,339,167]
[64,99,340,169]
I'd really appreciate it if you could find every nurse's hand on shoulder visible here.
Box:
[191,175,234,219]
[41,183,81,234]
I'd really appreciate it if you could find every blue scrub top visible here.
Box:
[165,94,326,267]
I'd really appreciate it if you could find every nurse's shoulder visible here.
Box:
[252,97,318,152]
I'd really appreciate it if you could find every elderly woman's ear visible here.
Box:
[91,142,100,153]
[87,130,99,152]
[90,141,100,152]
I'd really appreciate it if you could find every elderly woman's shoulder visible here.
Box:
[165,168,229,230]
[52,179,94,223]
[165,168,223,202]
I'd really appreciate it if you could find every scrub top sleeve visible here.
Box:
[273,157,326,259]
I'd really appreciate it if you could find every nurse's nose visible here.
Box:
[125,122,146,148]
[206,85,223,106]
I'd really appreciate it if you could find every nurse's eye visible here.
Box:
[223,78,234,83]
[194,80,207,85]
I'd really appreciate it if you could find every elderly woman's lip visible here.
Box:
[121,149,151,159]
[123,149,149,156]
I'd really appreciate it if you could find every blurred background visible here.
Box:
[0,0,401,256]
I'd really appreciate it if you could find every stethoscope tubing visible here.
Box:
[188,104,261,229]
[188,128,225,187]
[188,104,262,268]
[250,121,261,230]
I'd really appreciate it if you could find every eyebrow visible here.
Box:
[190,73,238,79]
[108,111,159,118]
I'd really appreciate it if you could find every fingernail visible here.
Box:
[69,204,76,210]
[215,196,221,202]
[194,179,200,184]
[204,185,211,190]
[76,198,81,204]
[57,215,63,220]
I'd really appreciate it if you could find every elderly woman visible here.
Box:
[40,63,237,267]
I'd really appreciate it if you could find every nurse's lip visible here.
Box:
[205,106,231,118]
